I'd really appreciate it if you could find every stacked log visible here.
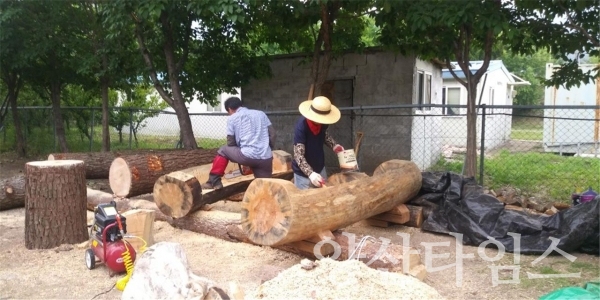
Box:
[153,151,294,218]
[240,159,422,246]
[108,149,218,198]
[0,175,25,211]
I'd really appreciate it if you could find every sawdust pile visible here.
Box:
[251,258,443,300]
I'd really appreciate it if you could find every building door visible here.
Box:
[320,79,354,175]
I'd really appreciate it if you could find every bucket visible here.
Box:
[337,149,359,172]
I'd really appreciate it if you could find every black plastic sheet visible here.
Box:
[411,172,600,255]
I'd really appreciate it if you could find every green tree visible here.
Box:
[501,49,554,106]
[515,0,599,88]
[77,0,142,152]
[110,85,167,146]
[103,1,270,149]
[0,1,29,156]
[250,0,375,97]
[374,0,533,177]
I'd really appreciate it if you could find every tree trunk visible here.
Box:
[85,194,425,277]
[24,160,87,249]
[7,74,26,157]
[154,151,294,218]
[109,149,218,197]
[160,11,197,150]
[50,80,68,152]
[100,76,110,152]
[48,149,182,179]
[464,81,478,177]
[0,174,25,211]
[169,210,422,275]
[241,160,422,246]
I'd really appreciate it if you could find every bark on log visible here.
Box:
[0,174,25,211]
[48,149,179,179]
[154,151,294,219]
[25,160,88,249]
[241,160,422,246]
[91,194,423,277]
[169,210,421,273]
[109,149,218,198]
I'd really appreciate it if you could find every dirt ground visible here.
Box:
[1,152,598,300]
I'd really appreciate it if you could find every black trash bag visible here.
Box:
[420,172,600,255]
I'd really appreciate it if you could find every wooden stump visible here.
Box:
[109,149,218,197]
[25,160,88,249]
[241,160,422,246]
[0,174,26,211]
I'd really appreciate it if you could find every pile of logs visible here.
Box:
[4,146,442,280]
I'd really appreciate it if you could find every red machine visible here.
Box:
[85,201,136,274]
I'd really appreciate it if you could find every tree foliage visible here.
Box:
[374,0,533,178]
[515,0,600,88]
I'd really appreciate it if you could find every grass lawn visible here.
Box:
[0,125,225,156]
[428,150,600,203]
[511,116,543,141]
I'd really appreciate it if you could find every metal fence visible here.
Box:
[1,104,599,203]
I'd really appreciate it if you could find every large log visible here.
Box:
[92,195,424,277]
[25,160,88,249]
[48,149,180,179]
[109,149,218,198]
[241,160,422,246]
[0,174,25,211]
[153,151,294,218]
[168,210,421,273]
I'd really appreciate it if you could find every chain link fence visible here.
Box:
[1,105,598,202]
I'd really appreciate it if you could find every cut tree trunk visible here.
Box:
[89,195,424,278]
[109,149,218,197]
[154,151,294,218]
[24,160,88,249]
[168,210,421,274]
[0,174,25,211]
[48,149,185,179]
[241,159,422,246]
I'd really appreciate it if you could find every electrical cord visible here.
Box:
[90,282,116,300]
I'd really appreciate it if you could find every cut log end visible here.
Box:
[109,157,132,197]
[241,179,294,246]
[26,160,83,168]
[153,173,200,218]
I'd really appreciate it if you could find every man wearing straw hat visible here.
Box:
[292,96,345,189]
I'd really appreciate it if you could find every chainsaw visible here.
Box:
[224,164,253,179]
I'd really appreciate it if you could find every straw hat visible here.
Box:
[298,96,341,124]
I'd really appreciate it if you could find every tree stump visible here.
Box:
[25,160,88,249]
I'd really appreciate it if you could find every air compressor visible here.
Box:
[85,201,143,290]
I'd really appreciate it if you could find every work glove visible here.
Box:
[309,172,324,188]
[333,144,344,154]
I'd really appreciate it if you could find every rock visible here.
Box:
[122,242,219,300]
[300,259,318,271]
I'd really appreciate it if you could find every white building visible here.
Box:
[543,63,599,155]
[440,60,530,149]
[132,89,239,140]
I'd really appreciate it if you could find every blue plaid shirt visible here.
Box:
[227,107,272,160]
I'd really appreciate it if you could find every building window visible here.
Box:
[417,71,432,110]
[206,104,221,112]
[442,86,460,115]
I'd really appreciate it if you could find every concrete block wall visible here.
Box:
[242,50,420,174]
